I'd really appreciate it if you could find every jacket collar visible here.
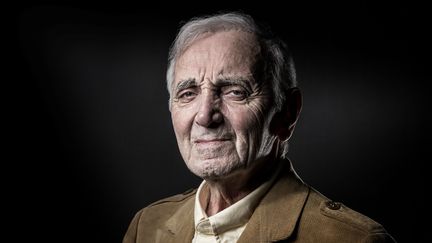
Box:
[237,160,310,242]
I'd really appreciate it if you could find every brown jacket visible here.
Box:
[123,162,395,242]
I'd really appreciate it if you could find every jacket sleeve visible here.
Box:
[361,232,397,243]
[122,210,144,243]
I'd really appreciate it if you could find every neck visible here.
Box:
[204,156,279,216]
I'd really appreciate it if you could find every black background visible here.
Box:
[12,2,429,242]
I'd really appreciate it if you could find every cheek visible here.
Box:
[230,101,268,129]
[228,108,262,142]
[171,107,196,139]
[172,114,186,139]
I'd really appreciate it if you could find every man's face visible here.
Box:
[170,30,276,179]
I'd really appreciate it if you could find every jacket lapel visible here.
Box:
[238,161,310,242]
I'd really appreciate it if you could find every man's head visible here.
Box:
[167,12,301,180]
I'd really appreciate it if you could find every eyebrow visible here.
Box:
[215,76,253,92]
[174,76,254,94]
[175,78,197,93]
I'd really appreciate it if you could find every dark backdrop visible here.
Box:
[13,2,428,242]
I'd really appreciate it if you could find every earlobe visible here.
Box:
[270,88,302,141]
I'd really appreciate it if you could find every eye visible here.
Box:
[181,91,195,98]
[229,90,246,96]
[177,90,197,102]
[222,87,248,100]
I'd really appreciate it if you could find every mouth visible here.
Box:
[194,138,231,144]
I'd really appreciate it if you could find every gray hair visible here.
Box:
[166,12,297,157]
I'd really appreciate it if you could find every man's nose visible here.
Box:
[195,92,223,127]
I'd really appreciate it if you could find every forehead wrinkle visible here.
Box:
[216,73,255,83]
[176,31,260,91]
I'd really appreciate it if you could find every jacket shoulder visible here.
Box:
[133,188,196,227]
[127,187,196,224]
[123,188,197,243]
[315,196,384,233]
[298,188,395,242]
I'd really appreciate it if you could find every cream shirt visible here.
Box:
[192,164,282,243]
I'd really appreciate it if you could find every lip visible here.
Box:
[194,138,230,144]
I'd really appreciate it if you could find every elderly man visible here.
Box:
[123,12,395,242]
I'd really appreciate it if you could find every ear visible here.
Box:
[270,88,302,141]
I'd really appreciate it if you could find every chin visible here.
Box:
[187,157,245,180]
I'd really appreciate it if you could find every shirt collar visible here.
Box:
[193,162,283,236]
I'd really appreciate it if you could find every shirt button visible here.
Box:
[326,201,341,210]
[196,219,215,235]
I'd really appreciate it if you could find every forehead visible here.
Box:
[174,30,260,81]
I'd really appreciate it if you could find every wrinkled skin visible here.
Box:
[170,30,279,181]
